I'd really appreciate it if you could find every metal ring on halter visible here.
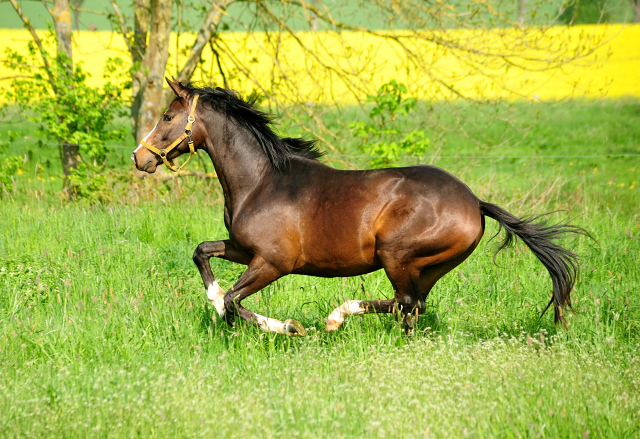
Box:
[159,150,167,157]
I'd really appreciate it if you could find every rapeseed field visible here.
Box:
[1,24,638,102]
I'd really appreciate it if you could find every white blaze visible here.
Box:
[133,125,157,153]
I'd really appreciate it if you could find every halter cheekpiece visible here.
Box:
[140,94,199,172]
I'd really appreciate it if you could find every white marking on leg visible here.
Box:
[253,314,287,334]
[326,300,365,331]
[207,280,226,317]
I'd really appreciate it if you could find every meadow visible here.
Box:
[0,98,639,437]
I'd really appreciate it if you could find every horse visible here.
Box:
[132,78,586,336]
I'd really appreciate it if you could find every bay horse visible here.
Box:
[132,78,585,336]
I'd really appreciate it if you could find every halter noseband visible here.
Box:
[140,94,199,172]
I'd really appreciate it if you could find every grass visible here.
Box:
[1,99,639,438]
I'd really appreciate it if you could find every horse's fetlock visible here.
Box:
[224,294,236,313]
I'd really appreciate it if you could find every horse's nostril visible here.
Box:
[131,153,137,165]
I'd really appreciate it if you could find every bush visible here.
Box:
[558,0,611,24]
[349,80,431,168]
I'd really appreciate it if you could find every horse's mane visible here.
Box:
[180,83,323,171]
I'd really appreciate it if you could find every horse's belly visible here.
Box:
[291,261,381,278]
[293,227,380,277]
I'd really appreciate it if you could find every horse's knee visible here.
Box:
[193,241,220,265]
[192,243,205,265]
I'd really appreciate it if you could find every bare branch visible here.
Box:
[160,0,235,106]
[0,75,32,81]
[69,6,111,16]
[7,0,56,88]
[107,0,132,54]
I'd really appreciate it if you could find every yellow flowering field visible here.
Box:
[0,24,638,102]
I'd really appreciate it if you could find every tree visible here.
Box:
[9,0,607,153]
[102,0,607,148]
[558,0,611,24]
[5,0,126,195]
[631,0,640,23]
[8,0,77,178]
[108,0,234,143]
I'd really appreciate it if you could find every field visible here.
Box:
[1,98,639,437]
[1,24,640,103]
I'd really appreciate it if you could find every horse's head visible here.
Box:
[131,78,200,173]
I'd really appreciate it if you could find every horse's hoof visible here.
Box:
[325,319,342,332]
[284,319,306,336]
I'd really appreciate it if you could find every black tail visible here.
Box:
[479,201,590,326]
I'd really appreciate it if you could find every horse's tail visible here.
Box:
[479,201,589,326]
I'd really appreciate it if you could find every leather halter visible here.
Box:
[140,95,199,172]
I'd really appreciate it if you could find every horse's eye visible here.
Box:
[164,115,173,122]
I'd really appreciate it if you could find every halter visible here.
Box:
[140,94,199,172]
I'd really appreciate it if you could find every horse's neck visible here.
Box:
[203,114,272,216]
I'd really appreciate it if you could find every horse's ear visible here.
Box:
[166,77,188,99]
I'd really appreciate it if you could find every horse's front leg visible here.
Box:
[224,256,305,336]
[193,240,251,317]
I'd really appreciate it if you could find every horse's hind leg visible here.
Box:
[384,265,426,331]
[408,245,481,326]
[325,246,479,332]
[193,240,251,316]
[325,299,397,332]
[324,273,425,332]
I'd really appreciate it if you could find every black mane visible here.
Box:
[180,83,323,171]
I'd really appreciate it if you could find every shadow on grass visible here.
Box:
[194,299,566,357]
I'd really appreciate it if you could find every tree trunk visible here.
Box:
[131,0,150,143]
[53,0,80,188]
[59,143,79,192]
[519,0,527,26]
[135,0,172,144]
[111,0,235,142]
[53,0,73,63]
[633,0,640,24]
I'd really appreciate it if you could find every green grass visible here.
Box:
[1,99,639,438]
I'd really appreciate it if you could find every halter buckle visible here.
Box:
[159,149,167,157]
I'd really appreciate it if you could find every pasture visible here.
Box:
[1,99,640,437]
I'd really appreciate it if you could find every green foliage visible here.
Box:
[0,156,22,189]
[64,162,112,203]
[558,0,611,24]
[0,134,22,193]
[350,80,430,168]
[1,32,130,199]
